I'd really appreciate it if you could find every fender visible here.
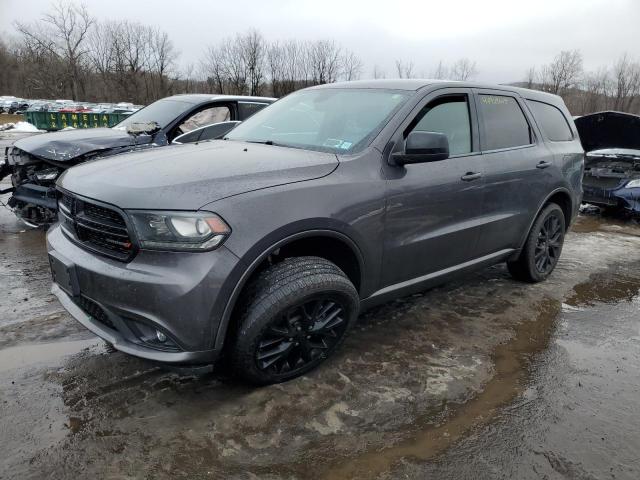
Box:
[516,186,574,251]
[211,228,366,351]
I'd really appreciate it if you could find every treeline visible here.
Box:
[1,2,177,104]
[523,50,640,115]
[1,1,639,117]
[198,32,364,97]
[0,1,365,103]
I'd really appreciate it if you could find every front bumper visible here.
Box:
[582,184,640,213]
[10,183,57,209]
[47,223,241,364]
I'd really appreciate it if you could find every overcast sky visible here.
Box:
[1,0,639,83]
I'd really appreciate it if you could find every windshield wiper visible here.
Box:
[242,139,305,149]
[245,140,276,145]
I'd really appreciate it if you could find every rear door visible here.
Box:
[381,88,486,287]
[473,89,551,255]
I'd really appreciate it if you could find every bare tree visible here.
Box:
[611,53,640,111]
[15,0,94,100]
[148,27,176,98]
[266,41,285,96]
[372,64,386,79]
[342,50,363,81]
[395,59,414,79]
[539,50,583,95]
[580,67,609,114]
[525,66,537,89]
[241,29,266,96]
[308,40,341,84]
[450,58,478,81]
[432,60,448,80]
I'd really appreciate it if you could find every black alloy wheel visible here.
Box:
[255,296,348,375]
[231,256,359,384]
[534,211,563,274]
[507,202,566,283]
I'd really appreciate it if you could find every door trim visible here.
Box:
[368,248,514,299]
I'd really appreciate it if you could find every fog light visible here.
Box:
[156,330,167,342]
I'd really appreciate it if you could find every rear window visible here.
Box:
[527,100,573,141]
[479,95,532,150]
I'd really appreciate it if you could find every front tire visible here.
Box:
[231,256,359,385]
[508,203,565,283]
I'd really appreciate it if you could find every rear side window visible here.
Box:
[526,100,573,141]
[479,95,532,150]
[238,102,269,120]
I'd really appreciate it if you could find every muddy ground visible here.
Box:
[1,184,640,479]
[0,114,25,125]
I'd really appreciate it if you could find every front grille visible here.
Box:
[582,175,623,189]
[83,201,127,226]
[74,295,115,330]
[59,192,134,261]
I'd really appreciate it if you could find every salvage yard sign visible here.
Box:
[25,111,131,131]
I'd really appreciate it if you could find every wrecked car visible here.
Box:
[47,80,582,384]
[575,111,640,215]
[0,94,275,226]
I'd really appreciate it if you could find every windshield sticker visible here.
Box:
[322,138,344,148]
[481,96,509,105]
[339,141,352,150]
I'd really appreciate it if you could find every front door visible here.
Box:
[381,88,486,288]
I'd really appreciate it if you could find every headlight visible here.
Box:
[128,210,231,251]
[624,179,640,189]
[34,168,59,181]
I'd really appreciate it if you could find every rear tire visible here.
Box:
[507,203,565,283]
[231,256,359,385]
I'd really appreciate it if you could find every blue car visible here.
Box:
[576,111,640,214]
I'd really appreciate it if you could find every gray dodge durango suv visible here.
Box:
[47,80,583,384]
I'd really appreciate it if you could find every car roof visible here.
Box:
[310,79,564,106]
[164,94,277,105]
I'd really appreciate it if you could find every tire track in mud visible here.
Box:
[322,258,640,480]
[322,298,560,480]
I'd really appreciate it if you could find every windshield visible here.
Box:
[113,98,193,130]
[225,88,410,153]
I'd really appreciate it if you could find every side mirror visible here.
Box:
[391,131,450,166]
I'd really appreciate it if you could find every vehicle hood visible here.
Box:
[14,127,154,162]
[575,111,640,153]
[57,140,339,210]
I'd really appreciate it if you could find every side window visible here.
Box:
[179,105,231,133]
[407,95,472,156]
[173,129,203,144]
[238,102,269,120]
[526,100,573,141]
[199,121,240,141]
[478,95,532,150]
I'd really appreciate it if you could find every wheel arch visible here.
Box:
[213,228,365,351]
[518,187,574,251]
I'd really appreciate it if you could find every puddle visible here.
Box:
[323,298,560,480]
[572,213,640,236]
[325,262,640,479]
[399,268,640,479]
[565,270,640,307]
[0,338,101,372]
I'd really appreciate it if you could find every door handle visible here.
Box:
[461,172,482,181]
[536,161,552,169]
